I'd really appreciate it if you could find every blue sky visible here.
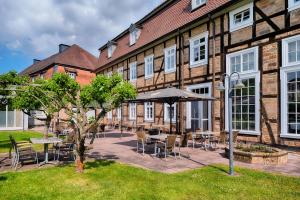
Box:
[0,0,162,74]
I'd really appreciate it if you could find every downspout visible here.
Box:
[178,28,185,135]
[211,16,216,132]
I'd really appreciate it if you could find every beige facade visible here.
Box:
[96,0,300,147]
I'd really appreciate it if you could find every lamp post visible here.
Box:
[217,72,245,176]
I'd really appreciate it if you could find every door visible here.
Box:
[187,83,211,132]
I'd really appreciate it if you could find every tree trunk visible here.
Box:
[75,136,86,173]
[44,119,51,139]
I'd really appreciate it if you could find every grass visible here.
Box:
[0,161,299,200]
[0,131,45,153]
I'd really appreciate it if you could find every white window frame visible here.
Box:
[145,54,154,79]
[117,67,124,78]
[282,34,300,67]
[107,110,112,119]
[280,35,300,139]
[106,71,112,77]
[164,103,176,123]
[164,45,177,73]
[117,107,122,120]
[130,62,137,82]
[191,0,206,10]
[68,72,76,80]
[144,102,154,122]
[108,45,116,58]
[129,103,136,120]
[288,0,300,11]
[229,3,253,32]
[130,28,140,46]
[225,47,260,135]
[189,32,208,68]
[186,82,212,130]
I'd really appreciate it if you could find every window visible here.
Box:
[229,3,253,32]
[281,35,300,139]
[144,102,154,121]
[68,72,76,80]
[145,55,154,79]
[129,103,136,120]
[108,45,116,58]
[53,65,58,73]
[226,47,260,135]
[282,35,300,67]
[289,0,300,11]
[190,32,208,67]
[40,73,45,79]
[107,111,112,119]
[164,45,176,73]
[130,62,137,81]
[106,71,112,77]
[192,0,206,10]
[130,28,140,46]
[117,107,122,120]
[164,103,176,123]
[31,77,35,82]
[118,67,124,78]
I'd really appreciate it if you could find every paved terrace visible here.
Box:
[0,130,299,177]
[87,130,300,176]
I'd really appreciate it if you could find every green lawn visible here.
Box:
[0,161,299,200]
[0,131,45,153]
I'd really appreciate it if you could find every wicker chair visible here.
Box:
[136,131,153,155]
[156,135,178,159]
[9,135,38,169]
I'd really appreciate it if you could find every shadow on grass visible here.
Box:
[85,160,115,169]
[0,176,7,181]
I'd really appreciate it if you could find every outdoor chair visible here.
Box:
[55,131,76,161]
[156,135,178,159]
[9,135,38,169]
[136,131,153,155]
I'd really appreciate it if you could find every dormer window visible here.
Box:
[289,0,300,11]
[107,41,117,58]
[192,0,206,10]
[129,24,141,46]
[229,3,253,32]
[68,72,76,80]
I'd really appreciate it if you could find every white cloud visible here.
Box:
[0,0,162,58]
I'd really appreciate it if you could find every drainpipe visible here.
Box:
[178,28,185,135]
[211,16,216,132]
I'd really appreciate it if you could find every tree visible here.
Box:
[0,71,28,106]
[9,72,136,172]
[64,73,136,172]
[12,73,79,137]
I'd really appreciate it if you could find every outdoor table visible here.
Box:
[30,137,62,166]
[147,134,181,156]
[194,131,216,150]
[137,123,152,130]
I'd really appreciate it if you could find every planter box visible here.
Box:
[225,147,288,165]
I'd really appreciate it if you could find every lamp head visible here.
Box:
[235,78,245,89]
[217,81,226,91]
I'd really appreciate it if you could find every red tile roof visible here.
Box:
[97,0,230,71]
[20,44,98,75]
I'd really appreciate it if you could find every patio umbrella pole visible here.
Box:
[169,100,173,135]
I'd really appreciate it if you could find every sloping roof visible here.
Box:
[20,44,98,76]
[97,0,230,70]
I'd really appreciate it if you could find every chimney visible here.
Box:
[33,59,41,64]
[59,44,70,53]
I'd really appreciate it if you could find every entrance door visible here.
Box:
[187,83,211,132]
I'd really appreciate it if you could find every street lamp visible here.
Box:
[217,72,245,176]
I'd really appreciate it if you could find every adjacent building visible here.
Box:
[95,0,300,147]
[7,44,98,130]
